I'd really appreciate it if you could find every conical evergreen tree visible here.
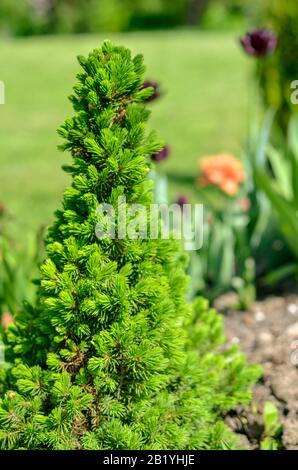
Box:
[0,41,260,450]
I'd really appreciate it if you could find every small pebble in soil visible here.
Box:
[254,311,265,322]
[287,303,298,316]
[257,332,273,346]
[286,322,298,340]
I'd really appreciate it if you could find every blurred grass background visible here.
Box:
[0,30,251,236]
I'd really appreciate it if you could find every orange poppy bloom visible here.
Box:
[198,154,245,196]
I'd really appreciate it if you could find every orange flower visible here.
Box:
[198,153,245,196]
[1,312,13,329]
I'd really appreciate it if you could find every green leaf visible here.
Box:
[263,401,281,436]
[260,437,278,450]
[265,263,298,285]
[266,145,291,198]
[255,169,298,257]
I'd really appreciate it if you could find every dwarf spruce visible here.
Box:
[0,41,260,450]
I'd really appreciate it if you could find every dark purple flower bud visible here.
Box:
[140,80,160,102]
[240,29,277,57]
[151,145,170,163]
[176,195,189,210]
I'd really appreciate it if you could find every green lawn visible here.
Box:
[0,30,251,236]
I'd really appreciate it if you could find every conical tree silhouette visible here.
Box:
[0,41,260,450]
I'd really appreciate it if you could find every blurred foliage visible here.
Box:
[0,0,198,35]
[242,111,293,286]
[0,206,43,328]
[173,112,295,309]
[0,0,127,35]
[0,0,253,36]
[200,0,249,31]
[188,154,255,308]
[188,198,257,310]
[252,0,298,132]
[253,115,298,285]
[154,157,258,309]
[260,402,283,450]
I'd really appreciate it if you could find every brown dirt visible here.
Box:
[215,293,298,449]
